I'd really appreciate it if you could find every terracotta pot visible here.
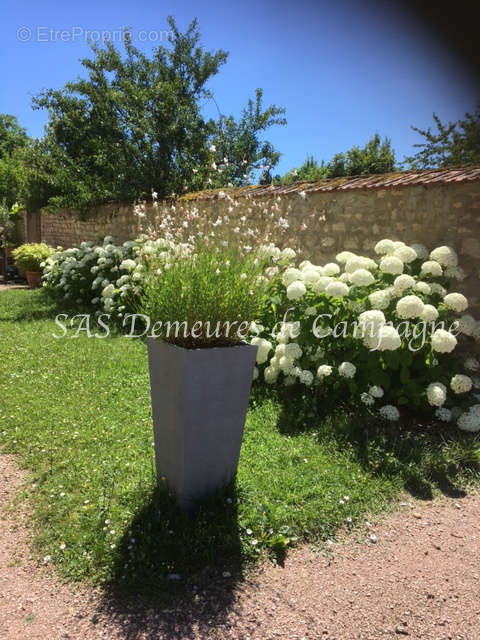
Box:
[26,271,42,288]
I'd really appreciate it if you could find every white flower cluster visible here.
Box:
[457,405,480,433]
[254,239,478,430]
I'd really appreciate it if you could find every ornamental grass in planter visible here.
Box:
[140,245,271,511]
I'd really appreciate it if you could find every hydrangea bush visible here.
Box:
[250,240,480,432]
[42,234,480,432]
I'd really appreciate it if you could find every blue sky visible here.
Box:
[0,0,477,175]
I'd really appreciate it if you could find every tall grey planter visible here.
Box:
[146,339,258,511]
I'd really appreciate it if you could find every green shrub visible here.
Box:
[12,242,52,272]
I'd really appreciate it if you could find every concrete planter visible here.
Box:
[146,339,258,511]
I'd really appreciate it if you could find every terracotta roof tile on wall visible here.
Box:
[181,165,480,201]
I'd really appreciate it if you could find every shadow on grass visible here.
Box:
[0,289,59,322]
[95,480,245,639]
[273,385,480,501]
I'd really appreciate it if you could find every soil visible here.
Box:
[1,454,479,640]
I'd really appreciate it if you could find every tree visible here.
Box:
[274,155,328,184]
[326,134,395,177]
[0,115,29,208]
[275,134,395,184]
[404,104,480,169]
[25,17,286,212]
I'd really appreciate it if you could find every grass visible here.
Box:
[1,289,479,596]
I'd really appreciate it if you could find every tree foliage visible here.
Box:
[23,17,286,212]
[404,104,480,169]
[0,115,29,208]
[276,134,395,184]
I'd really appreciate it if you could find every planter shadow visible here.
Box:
[102,478,244,601]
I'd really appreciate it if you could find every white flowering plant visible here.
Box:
[252,240,480,432]
[43,231,480,430]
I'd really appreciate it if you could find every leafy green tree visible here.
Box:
[25,17,286,212]
[276,135,395,184]
[405,104,480,169]
[0,115,29,208]
[274,155,328,184]
[326,134,395,177]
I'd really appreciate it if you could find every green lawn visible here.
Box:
[1,289,479,594]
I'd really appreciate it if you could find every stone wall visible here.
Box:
[20,179,480,309]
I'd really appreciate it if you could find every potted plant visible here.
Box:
[139,245,270,511]
[12,242,52,287]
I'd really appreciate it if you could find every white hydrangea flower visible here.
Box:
[430,245,458,267]
[393,274,415,292]
[338,362,356,378]
[335,251,356,264]
[368,289,392,310]
[312,276,334,293]
[431,329,457,353]
[435,408,452,422]
[420,304,439,322]
[264,366,279,384]
[286,280,307,300]
[280,247,296,261]
[429,282,447,297]
[345,256,377,273]
[101,284,115,298]
[299,370,314,386]
[369,385,384,398]
[282,267,303,286]
[325,281,349,298]
[276,321,300,343]
[379,405,400,421]
[119,259,136,271]
[323,262,341,276]
[373,325,402,351]
[339,273,350,282]
[393,245,417,264]
[450,374,473,394]
[396,295,425,319]
[410,243,429,260]
[426,382,447,407]
[379,256,404,275]
[358,310,386,334]
[251,337,273,364]
[349,268,375,286]
[278,356,295,374]
[457,405,480,432]
[299,260,312,270]
[284,342,302,359]
[414,281,432,295]
[443,292,468,313]
[317,364,333,379]
[374,239,396,255]
[421,260,443,277]
[302,269,321,285]
[361,393,375,406]
[252,366,259,380]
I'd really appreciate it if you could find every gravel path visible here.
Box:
[1,454,479,639]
